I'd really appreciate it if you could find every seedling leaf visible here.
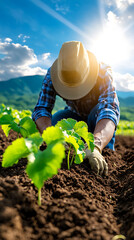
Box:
[9,122,20,133]
[74,121,88,130]
[65,135,79,153]
[56,118,77,131]
[26,142,65,190]
[74,152,84,164]
[19,117,38,135]
[74,139,85,164]
[88,132,94,152]
[25,132,43,154]
[42,126,64,145]
[1,124,11,137]
[20,127,29,138]
[0,114,14,124]
[27,132,43,148]
[65,130,81,140]
[2,138,30,167]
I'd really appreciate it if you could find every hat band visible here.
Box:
[59,70,82,87]
[58,67,89,87]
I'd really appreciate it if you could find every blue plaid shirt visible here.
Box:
[32,62,120,127]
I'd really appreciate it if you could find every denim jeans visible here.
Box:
[52,104,115,150]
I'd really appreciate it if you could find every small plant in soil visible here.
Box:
[0,104,34,137]
[2,126,65,205]
[1,112,94,205]
[56,118,94,169]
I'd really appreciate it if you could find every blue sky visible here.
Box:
[0,0,134,91]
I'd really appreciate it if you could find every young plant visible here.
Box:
[2,126,65,205]
[56,118,94,169]
[0,104,33,137]
[2,116,94,204]
[0,114,38,138]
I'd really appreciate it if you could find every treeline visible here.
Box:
[120,107,134,121]
[0,93,38,112]
[0,93,66,113]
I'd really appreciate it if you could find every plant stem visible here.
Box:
[70,151,75,166]
[38,188,41,206]
[67,146,71,170]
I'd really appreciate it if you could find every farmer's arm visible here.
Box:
[32,68,56,133]
[86,118,116,175]
[84,64,120,175]
[35,116,52,134]
[94,64,120,151]
[93,118,115,152]
[85,103,119,175]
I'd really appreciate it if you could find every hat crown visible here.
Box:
[51,40,99,100]
[58,41,90,87]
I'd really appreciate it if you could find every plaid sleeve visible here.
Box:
[32,68,56,121]
[96,63,120,127]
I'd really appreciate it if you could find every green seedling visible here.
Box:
[56,118,94,169]
[2,127,65,205]
[1,113,94,205]
[0,114,38,138]
[0,104,33,137]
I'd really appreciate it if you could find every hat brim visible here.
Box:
[51,50,99,100]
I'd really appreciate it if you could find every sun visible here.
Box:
[90,22,130,67]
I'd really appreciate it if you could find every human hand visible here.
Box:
[84,144,108,176]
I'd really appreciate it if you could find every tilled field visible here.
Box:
[0,127,134,240]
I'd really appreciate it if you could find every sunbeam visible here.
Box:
[30,0,93,43]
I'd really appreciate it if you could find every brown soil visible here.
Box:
[0,127,134,240]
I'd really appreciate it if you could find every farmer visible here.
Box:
[32,41,120,176]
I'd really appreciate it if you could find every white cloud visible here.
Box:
[51,0,69,15]
[18,34,23,38]
[107,11,120,23]
[42,52,50,60]
[115,0,128,9]
[5,38,12,42]
[37,52,54,69]
[113,72,134,91]
[105,0,134,9]
[23,35,30,43]
[128,15,133,19]
[55,3,69,15]
[0,40,46,81]
[128,0,134,3]
[104,1,134,28]
[18,34,30,43]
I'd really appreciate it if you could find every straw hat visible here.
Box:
[51,41,99,100]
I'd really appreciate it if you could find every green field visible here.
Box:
[116,120,134,136]
[0,104,134,136]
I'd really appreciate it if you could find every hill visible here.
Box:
[0,75,134,120]
[117,91,134,98]
[0,75,65,112]
[118,96,134,106]
[0,75,44,95]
